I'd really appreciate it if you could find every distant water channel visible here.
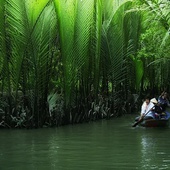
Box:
[0,114,170,170]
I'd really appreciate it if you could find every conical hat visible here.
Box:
[150,98,158,104]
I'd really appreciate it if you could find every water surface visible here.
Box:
[0,115,170,170]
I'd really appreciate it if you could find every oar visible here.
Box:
[132,106,155,127]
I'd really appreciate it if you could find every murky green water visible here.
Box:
[0,115,170,170]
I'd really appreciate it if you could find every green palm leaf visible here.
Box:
[5,0,30,94]
[54,0,96,107]
[0,0,57,126]
[0,0,8,93]
[54,0,76,107]
[26,3,57,126]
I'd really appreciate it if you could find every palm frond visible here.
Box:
[93,0,102,95]
[53,0,76,106]
[0,0,6,90]
[5,0,30,94]
[105,1,133,83]
[54,0,97,106]
[26,0,51,27]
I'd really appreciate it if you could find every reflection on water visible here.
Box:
[140,128,170,170]
[0,115,170,170]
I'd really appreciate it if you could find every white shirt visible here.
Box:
[141,101,154,116]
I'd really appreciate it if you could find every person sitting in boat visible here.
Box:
[158,91,170,111]
[139,97,156,120]
[152,102,165,119]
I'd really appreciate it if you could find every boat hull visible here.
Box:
[140,119,169,127]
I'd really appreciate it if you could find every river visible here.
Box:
[0,114,170,170]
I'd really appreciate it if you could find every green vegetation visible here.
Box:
[0,0,170,128]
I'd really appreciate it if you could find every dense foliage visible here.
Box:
[0,0,170,128]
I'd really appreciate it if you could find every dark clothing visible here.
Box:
[161,103,167,111]
[158,96,169,111]
[153,105,163,114]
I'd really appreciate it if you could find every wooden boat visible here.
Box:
[140,118,169,127]
[134,111,170,128]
